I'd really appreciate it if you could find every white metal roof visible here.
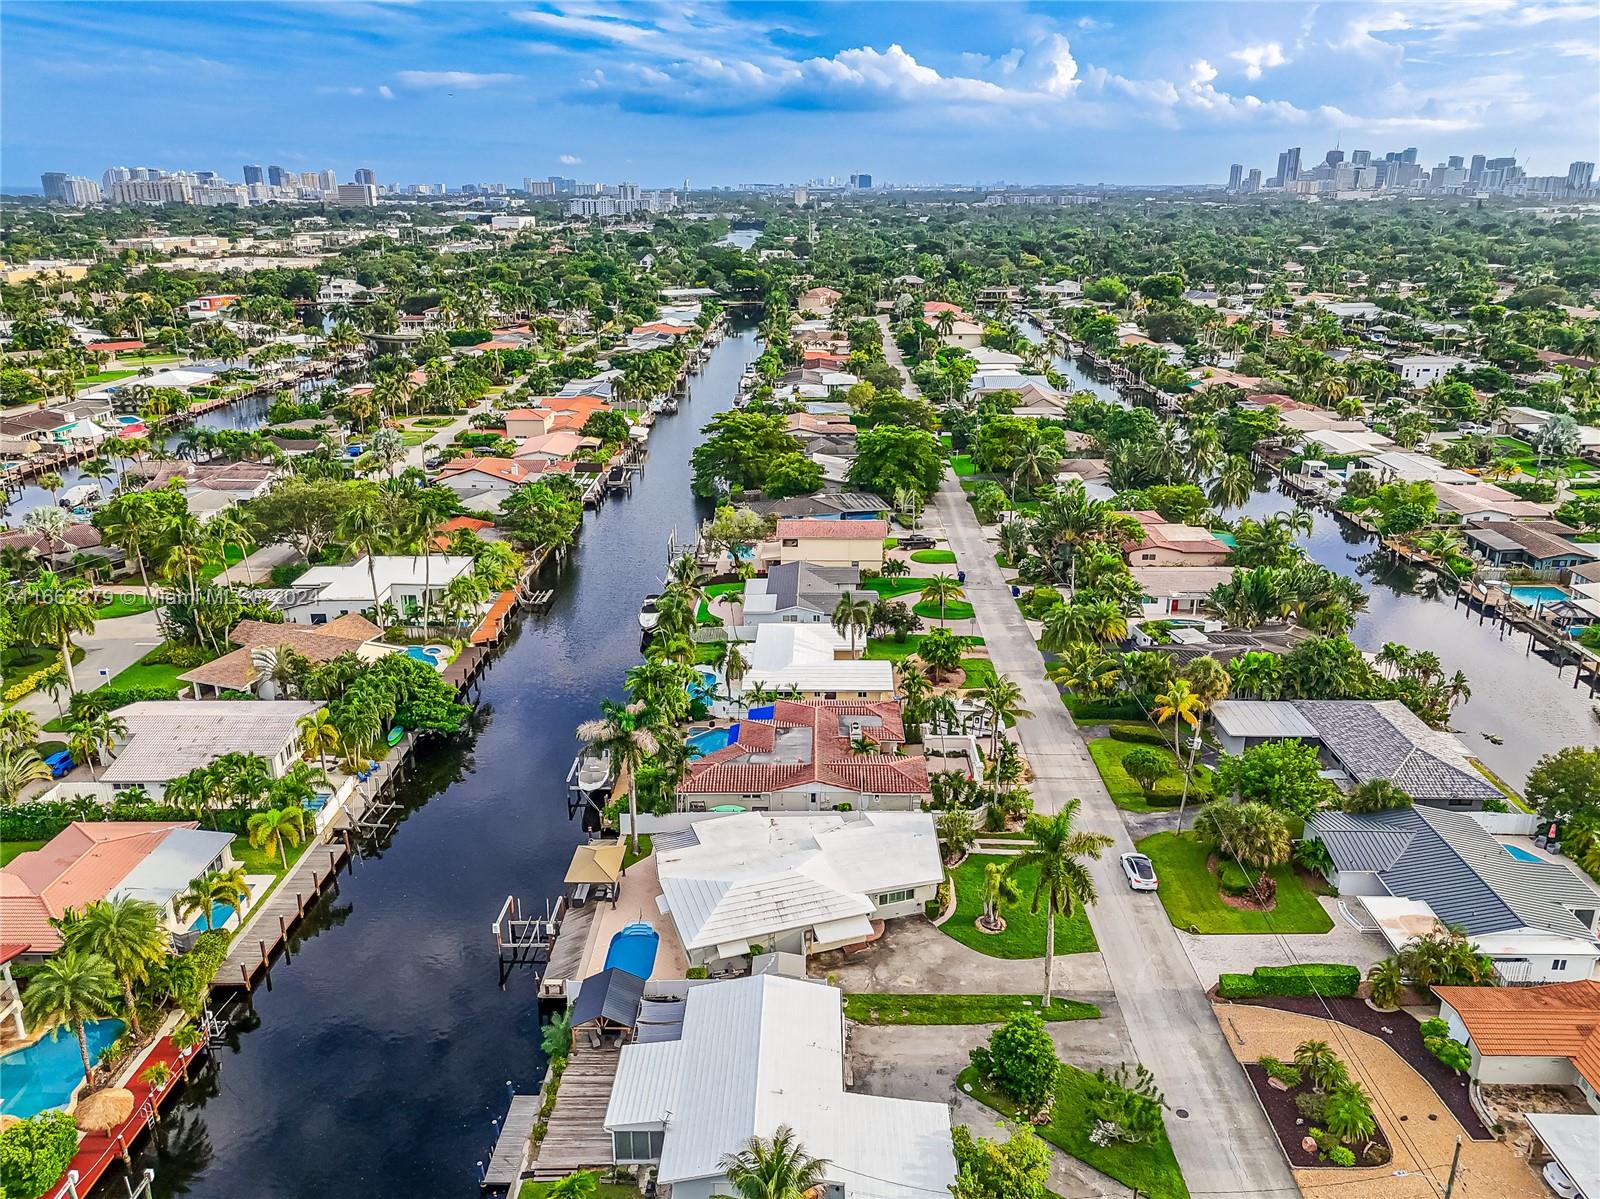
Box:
[1525,1114,1600,1199]
[743,624,894,694]
[605,975,956,1198]
[1210,700,1319,740]
[293,555,474,604]
[102,700,320,784]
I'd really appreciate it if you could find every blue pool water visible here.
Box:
[687,726,735,758]
[1,1019,125,1119]
[189,901,235,932]
[687,670,718,704]
[1503,844,1543,863]
[1510,586,1568,606]
[403,645,448,667]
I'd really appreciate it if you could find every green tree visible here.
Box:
[0,1111,81,1199]
[16,571,96,694]
[691,410,804,497]
[0,744,54,803]
[951,1123,1052,1199]
[718,1125,830,1199]
[976,675,1031,763]
[1366,958,1403,1010]
[1342,778,1413,813]
[914,626,963,683]
[1526,746,1600,825]
[298,707,342,780]
[847,426,944,498]
[69,896,167,1038]
[1292,1039,1348,1092]
[970,1010,1060,1115]
[1122,746,1170,798]
[1011,804,1113,1006]
[247,805,310,870]
[21,949,118,1088]
[1323,1081,1377,1147]
[830,593,874,656]
[1214,739,1336,818]
[577,700,661,855]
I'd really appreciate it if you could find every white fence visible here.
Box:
[1465,810,1539,835]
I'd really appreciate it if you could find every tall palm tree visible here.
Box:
[248,805,310,870]
[830,593,874,656]
[207,508,256,587]
[979,859,1021,932]
[298,708,341,780]
[1208,454,1255,510]
[576,700,661,855]
[1010,803,1112,1006]
[66,710,126,780]
[17,571,96,693]
[1152,679,1204,754]
[719,1124,830,1199]
[71,897,168,1037]
[919,573,966,624]
[976,674,1031,763]
[21,949,118,1089]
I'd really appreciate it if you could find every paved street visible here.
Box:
[17,608,163,723]
[881,316,1297,1199]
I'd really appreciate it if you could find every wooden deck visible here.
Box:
[481,1094,541,1189]
[526,1043,621,1179]
[214,841,349,988]
[538,901,597,1001]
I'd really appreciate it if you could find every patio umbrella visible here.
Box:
[74,1087,134,1133]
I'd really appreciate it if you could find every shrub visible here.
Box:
[1217,963,1361,1000]
[1425,1036,1472,1074]
[969,1012,1060,1115]
[1363,1143,1392,1167]
[1122,746,1171,797]
[141,642,217,668]
[81,682,184,708]
[1418,1017,1449,1040]
[1294,1090,1328,1124]
[1106,723,1173,746]
[1328,1146,1356,1167]
[1259,1056,1303,1087]
[685,966,707,980]
[1089,1063,1167,1145]
[0,1111,80,1199]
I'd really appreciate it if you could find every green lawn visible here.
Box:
[0,840,44,867]
[910,548,957,564]
[951,453,976,476]
[960,1063,1190,1199]
[95,594,156,619]
[860,577,926,599]
[1087,737,1210,814]
[229,835,291,876]
[196,543,248,584]
[520,1183,636,1199]
[695,581,746,622]
[940,854,1099,959]
[1135,831,1333,934]
[844,993,1100,1025]
[411,415,455,428]
[914,598,975,621]
[864,634,985,661]
[77,369,138,386]
[398,427,437,447]
[1493,436,1593,476]
[108,645,206,694]
[957,658,999,690]
[622,834,653,870]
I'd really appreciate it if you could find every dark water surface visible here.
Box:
[99,319,761,1199]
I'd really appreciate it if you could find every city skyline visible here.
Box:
[4,0,1598,189]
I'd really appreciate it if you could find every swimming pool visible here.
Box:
[189,900,235,932]
[687,670,718,705]
[403,644,450,668]
[687,726,736,758]
[1502,844,1543,864]
[1,1019,125,1119]
[1510,585,1569,606]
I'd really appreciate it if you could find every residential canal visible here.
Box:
[1017,320,1597,785]
[96,317,762,1199]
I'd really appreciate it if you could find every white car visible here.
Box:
[1543,1161,1579,1199]
[1120,852,1158,892]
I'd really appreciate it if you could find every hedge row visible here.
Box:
[1217,963,1361,1000]
[1,797,259,842]
[1106,723,1173,747]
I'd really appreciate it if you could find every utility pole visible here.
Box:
[1443,1135,1463,1198]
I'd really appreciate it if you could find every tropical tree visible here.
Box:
[247,805,310,870]
[297,708,342,780]
[69,896,168,1038]
[1292,1039,1348,1092]
[0,744,54,803]
[21,949,118,1089]
[65,710,125,780]
[920,573,966,623]
[1342,779,1413,813]
[576,700,661,854]
[1151,678,1204,754]
[1323,1081,1377,1148]
[16,572,97,693]
[830,593,874,656]
[975,675,1031,763]
[1009,804,1113,1006]
[979,859,1021,931]
[718,1125,830,1199]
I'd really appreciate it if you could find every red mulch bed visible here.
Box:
[1243,1064,1393,1168]
[1227,995,1492,1139]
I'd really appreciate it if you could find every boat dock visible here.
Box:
[525,1043,621,1180]
[480,1094,542,1190]
[213,841,350,989]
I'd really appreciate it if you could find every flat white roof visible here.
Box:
[293,555,474,603]
[102,700,320,784]
[1210,700,1319,740]
[1525,1114,1600,1199]
[743,624,894,693]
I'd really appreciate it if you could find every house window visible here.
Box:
[612,1129,664,1161]
[1552,959,1568,971]
[783,615,799,623]
[782,538,799,547]
[878,889,913,905]
[1140,553,1156,561]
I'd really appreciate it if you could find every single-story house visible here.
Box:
[1124,511,1232,567]
[1433,982,1600,1111]
[178,614,391,698]
[1211,698,1501,807]
[739,624,895,700]
[679,699,928,812]
[280,555,477,625]
[772,518,889,570]
[740,562,876,629]
[796,287,842,316]
[653,810,943,967]
[1465,521,1599,571]
[100,700,321,795]
[1359,451,1476,486]
[1430,482,1552,522]
[1132,565,1235,619]
[433,456,534,512]
[0,821,238,956]
[604,974,955,1198]
[1393,354,1465,386]
[1306,806,1600,984]
[512,430,598,465]
[740,491,886,521]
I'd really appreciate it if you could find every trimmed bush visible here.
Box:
[1107,723,1175,747]
[1216,963,1361,1000]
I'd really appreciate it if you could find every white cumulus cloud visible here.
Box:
[1231,41,1288,79]
[559,153,582,165]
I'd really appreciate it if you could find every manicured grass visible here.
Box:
[228,835,292,877]
[520,1182,637,1199]
[622,834,653,870]
[77,369,138,386]
[95,594,156,619]
[843,993,1100,1025]
[107,645,201,694]
[914,598,975,621]
[960,1063,1190,1199]
[1493,436,1592,476]
[398,428,436,447]
[0,840,44,867]
[411,415,455,427]
[958,658,999,690]
[196,543,248,584]
[693,641,726,665]
[951,453,976,476]
[940,854,1099,959]
[695,581,746,622]
[1135,831,1333,935]
[910,548,957,564]
[1087,737,1209,814]
[860,577,926,599]
[864,634,984,661]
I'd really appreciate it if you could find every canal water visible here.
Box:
[1017,320,1597,785]
[100,317,762,1199]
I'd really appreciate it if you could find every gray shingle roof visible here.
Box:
[571,967,645,1029]
[765,562,868,614]
[1291,700,1501,804]
[1308,806,1599,940]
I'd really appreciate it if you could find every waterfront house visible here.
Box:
[99,700,321,797]
[434,457,533,511]
[653,811,943,969]
[771,518,889,570]
[1464,521,1599,571]
[678,699,928,812]
[1432,982,1600,1110]
[1393,354,1465,386]
[1430,482,1552,522]
[740,491,887,521]
[1211,698,1502,807]
[1358,451,1477,486]
[1123,512,1232,567]
[1131,565,1236,619]
[178,615,391,698]
[1306,806,1600,984]
[279,555,477,624]
[603,974,955,1196]
[739,624,896,699]
[740,562,876,630]
[512,431,597,466]
[0,821,238,957]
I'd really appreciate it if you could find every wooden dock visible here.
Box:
[538,900,597,1002]
[526,1043,622,1180]
[481,1094,541,1190]
[214,841,350,989]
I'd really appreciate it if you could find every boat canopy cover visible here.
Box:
[565,841,626,885]
[747,705,775,720]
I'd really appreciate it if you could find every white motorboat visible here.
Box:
[574,749,613,794]
[638,594,662,632]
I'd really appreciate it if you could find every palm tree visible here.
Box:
[177,867,250,933]
[719,1124,830,1199]
[1152,678,1204,754]
[298,708,341,780]
[576,700,660,855]
[919,573,965,624]
[1324,1082,1376,1148]
[1208,454,1255,510]
[22,949,118,1089]
[976,675,1031,763]
[248,806,310,870]
[1343,779,1413,813]
[66,710,126,780]
[1010,803,1113,1006]
[830,593,875,656]
[71,897,168,1037]
[17,571,97,693]
[978,859,1020,932]
[1292,1039,1347,1092]
[207,508,256,587]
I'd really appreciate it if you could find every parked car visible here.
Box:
[424,453,444,470]
[44,750,74,779]
[1543,1161,1579,1199]
[898,534,936,551]
[1120,851,1158,891]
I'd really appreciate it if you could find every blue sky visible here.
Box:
[4,1,1598,189]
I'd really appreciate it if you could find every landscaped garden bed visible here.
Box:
[1136,832,1333,934]
[1243,1061,1393,1168]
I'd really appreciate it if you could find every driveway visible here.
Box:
[17,608,164,724]
[1175,897,1390,987]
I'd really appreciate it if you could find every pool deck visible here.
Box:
[577,852,690,982]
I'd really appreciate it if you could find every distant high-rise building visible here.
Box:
[1227,163,1244,191]
[1400,146,1418,164]
[1447,155,1464,169]
[195,170,217,185]
[243,164,264,186]
[1244,168,1262,194]
[57,176,102,205]
[40,172,68,201]
[1350,150,1371,168]
[850,173,873,189]
[102,166,132,191]
[335,182,378,207]
[1469,154,1486,184]
[354,168,377,186]
[617,182,640,201]
[1568,161,1594,193]
[1272,147,1301,187]
[267,165,289,187]
[1324,149,1344,167]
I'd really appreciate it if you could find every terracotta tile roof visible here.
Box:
[85,340,145,352]
[1125,511,1231,557]
[179,617,383,689]
[633,322,694,335]
[434,456,531,484]
[1434,981,1600,1091]
[776,518,891,541]
[0,822,198,951]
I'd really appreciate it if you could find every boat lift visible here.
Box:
[492,895,560,969]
